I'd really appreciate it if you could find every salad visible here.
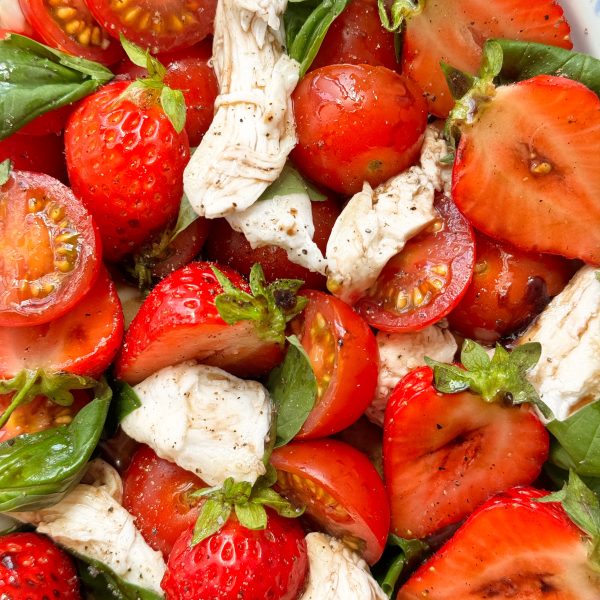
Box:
[0,0,599,597]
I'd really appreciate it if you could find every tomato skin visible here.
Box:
[291,64,427,196]
[356,195,476,332]
[18,105,74,136]
[310,0,400,72]
[0,133,67,182]
[204,197,341,290]
[271,439,390,565]
[122,445,206,558]
[0,170,101,328]
[293,290,379,439]
[447,232,577,343]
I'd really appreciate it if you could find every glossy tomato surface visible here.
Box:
[292,64,427,196]
[271,439,390,565]
[0,133,67,182]
[356,195,475,332]
[0,170,101,327]
[292,290,378,439]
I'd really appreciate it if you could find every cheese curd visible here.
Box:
[517,267,600,421]
[299,533,387,600]
[12,460,166,594]
[326,125,452,304]
[121,361,272,486]
[0,0,27,33]
[183,0,298,218]
[366,326,458,426]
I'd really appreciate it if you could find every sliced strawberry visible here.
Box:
[115,262,306,385]
[383,366,548,539]
[402,0,571,116]
[0,268,124,378]
[397,487,600,599]
[452,75,600,265]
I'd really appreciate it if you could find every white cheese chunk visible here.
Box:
[184,0,298,218]
[226,191,327,274]
[517,266,600,421]
[366,326,458,426]
[122,361,272,486]
[0,0,28,32]
[300,533,387,600]
[326,125,451,304]
[12,460,166,595]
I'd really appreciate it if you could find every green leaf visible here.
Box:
[111,380,142,423]
[258,163,327,202]
[460,339,491,371]
[0,159,11,185]
[0,381,111,512]
[424,358,471,394]
[192,497,233,545]
[267,335,318,447]
[440,63,475,101]
[0,34,113,139]
[285,0,352,76]
[170,194,199,240]
[160,86,186,133]
[251,486,304,518]
[119,34,150,69]
[377,0,423,32]
[235,501,268,530]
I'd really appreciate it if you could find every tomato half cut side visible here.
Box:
[291,290,379,439]
[356,194,475,332]
[19,0,123,65]
[0,268,124,378]
[85,0,217,55]
[271,439,390,565]
[0,170,101,327]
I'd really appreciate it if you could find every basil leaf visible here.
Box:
[111,380,142,423]
[170,193,198,241]
[285,0,352,76]
[75,554,162,600]
[0,382,111,512]
[258,163,327,202]
[267,335,317,447]
[0,34,114,139]
[491,39,600,96]
[548,400,600,477]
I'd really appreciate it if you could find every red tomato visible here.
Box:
[291,290,379,439]
[447,232,577,343]
[19,0,123,65]
[0,133,67,182]
[271,439,390,564]
[18,105,74,137]
[356,195,475,332]
[122,445,206,558]
[291,64,427,196]
[116,40,218,147]
[85,0,217,55]
[0,170,101,327]
[204,197,341,290]
[310,0,400,72]
[0,268,124,378]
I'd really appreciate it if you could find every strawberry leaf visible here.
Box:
[235,502,268,530]
[160,86,186,134]
[192,497,232,545]
[377,0,423,32]
[258,163,327,202]
[0,159,11,185]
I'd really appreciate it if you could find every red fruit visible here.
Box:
[115,262,284,384]
[0,532,81,599]
[402,0,572,116]
[384,367,549,539]
[65,80,190,262]
[452,75,600,265]
[161,512,308,600]
[397,487,600,599]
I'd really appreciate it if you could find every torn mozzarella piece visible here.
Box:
[300,533,387,600]
[184,0,298,218]
[0,0,28,32]
[516,266,600,421]
[326,125,451,305]
[122,361,272,486]
[366,326,458,426]
[226,191,326,274]
[12,460,166,594]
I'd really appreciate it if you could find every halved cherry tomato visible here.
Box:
[291,290,378,439]
[0,268,124,378]
[85,0,217,55]
[356,194,475,332]
[122,445,206,558]
[0,170,101,327]
[447,232,577,343]
[271,439,390,565]
[19,0,123,65]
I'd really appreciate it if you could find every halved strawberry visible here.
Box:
[452,75,600,265]
[401,0,571,116]
[0,268,124,378]
[383,365,548,539]
[397,487,600,599]
[115,262,306,385]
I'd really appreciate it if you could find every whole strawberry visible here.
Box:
[0,532,81,599]
[65,39,190,262]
